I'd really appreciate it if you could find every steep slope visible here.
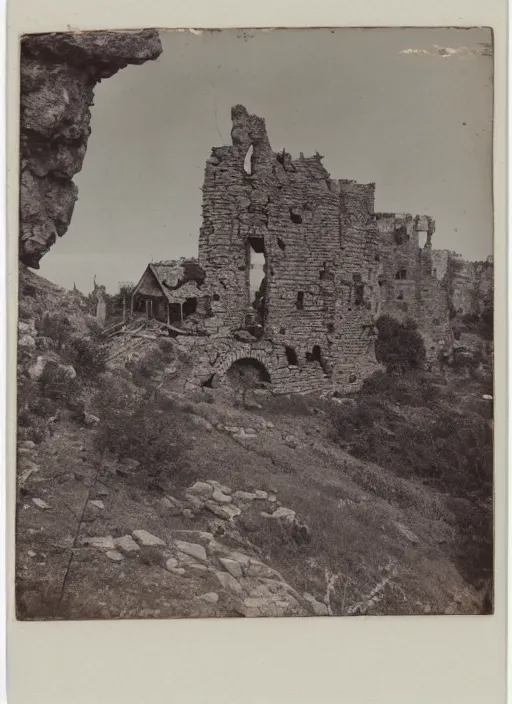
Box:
[16,269,491,619]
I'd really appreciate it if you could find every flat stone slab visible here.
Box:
[187,564,209,574]
[185,494,205,510]
[82,535,115,550]
[271,507,296,521]
[195,592,219,604]
[219,557,244,579]
[106,550,124,562]
[174,540,208,562]
[215,571,243,593]
[212,490,232,504]
[222,505,242,519]
[114,535,140,555]
[206,480,232,495]
[32,498,50,510]
[160,497,184,515]
[187,481,214,498]
[89,500,105,510]
[168,567,186,576]
[234,429,258,439]
[132,530,166,547]
[303,592,329,616]
[233,491,259,501]
[205,502,232,520]
[245,562,280,579]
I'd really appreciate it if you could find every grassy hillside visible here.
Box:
[15,267,493,619]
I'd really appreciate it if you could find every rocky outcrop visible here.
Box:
[19,30,162,267]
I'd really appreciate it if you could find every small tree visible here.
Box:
[375,315,426,375]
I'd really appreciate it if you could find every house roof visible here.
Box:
[133,258,205,304]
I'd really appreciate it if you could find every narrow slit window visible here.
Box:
[354,284,364,306]
[296,291,304,309]
[244,145,254,175]
[395,269,407,280]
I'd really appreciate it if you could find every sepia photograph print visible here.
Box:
[15,26,494,621]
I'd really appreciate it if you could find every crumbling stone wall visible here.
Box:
[374,212,452,360]
[19,30,162,267]
[199,105,381,392]
[198,107,493,389]
[447,254,494,317]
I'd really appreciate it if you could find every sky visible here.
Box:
[37,27,494,294]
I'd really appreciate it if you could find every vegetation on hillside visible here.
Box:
[375,315,426,374]
[330,316,493,597]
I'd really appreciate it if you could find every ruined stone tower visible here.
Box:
[198,105,386,391]
[180,105,456,392]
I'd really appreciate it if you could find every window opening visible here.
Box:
[285,347,298,366]
[243,145,254,175]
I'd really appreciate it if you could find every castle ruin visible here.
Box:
[170,105,464,393]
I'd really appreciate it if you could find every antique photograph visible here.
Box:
[15,26,494,620]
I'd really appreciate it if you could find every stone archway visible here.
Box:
[226,357,272,387]
[217,347,274,377]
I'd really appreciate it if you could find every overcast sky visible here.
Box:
[37,27,494,294]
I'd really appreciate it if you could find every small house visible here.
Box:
[131,258,207,326]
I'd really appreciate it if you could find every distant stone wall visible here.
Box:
[19,30,162,268]
[448,256,493,317]
[375,213,451,361]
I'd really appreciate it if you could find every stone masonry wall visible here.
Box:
[199,105,382,393]
[19,30,162,268]
[375,213,451,361]
[448,255,494,317]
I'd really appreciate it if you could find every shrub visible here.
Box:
[128,348,166,385]
[94,377,187,484]
[38,361,78,400]
[63,335,107,379]
[360,370,439,407]
[375,315,426,375]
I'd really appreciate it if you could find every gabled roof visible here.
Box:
[133,258,206,304]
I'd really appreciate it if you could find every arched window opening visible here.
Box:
[244,145,254,175]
